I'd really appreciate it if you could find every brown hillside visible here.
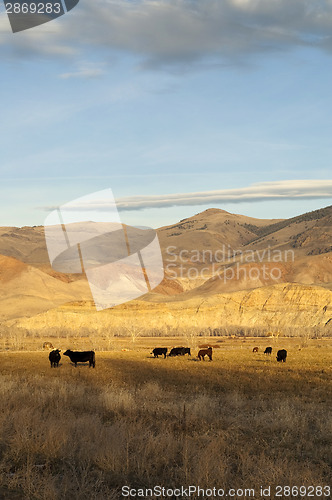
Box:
[0,255,27,282]
[0,204,331,321]
[0,255,91,321]
[156,206,332,293]
[189,253,332,295]
[157,208,283,267]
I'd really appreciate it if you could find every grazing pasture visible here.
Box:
[0,337,331,499]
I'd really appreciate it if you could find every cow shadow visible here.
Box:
[67,362,91,368]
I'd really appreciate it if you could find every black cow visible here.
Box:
[151,347,167,358]
[169,347,191,357]
[264,347,272,355]
[49,349,61,368]
[276,349,287,362]
[63,350,95,368]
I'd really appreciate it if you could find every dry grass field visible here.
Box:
[0,337,331,499]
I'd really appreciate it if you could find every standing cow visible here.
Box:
[252,347,259,353]
[198,347,213,361]
[264,347,272,355]
[63,350,95,368]
[151,348,167,358]
[276,349,287,362]
[169,347,191,357]
[49,349,61,368]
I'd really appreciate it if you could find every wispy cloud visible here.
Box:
[59,63,105,79]
[2,1,332,67]
[116,180,332,210]
[42,180,332,212]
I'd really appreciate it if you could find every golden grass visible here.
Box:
[0,338,331,499]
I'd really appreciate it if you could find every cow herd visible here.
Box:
[152,346,214,361]
[152,345,288,362]
[48,349,96,368]
[152,347,192,358]
[47,343,288,368]
[252,346,288,362]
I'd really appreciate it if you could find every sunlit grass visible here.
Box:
[0,338,331,499]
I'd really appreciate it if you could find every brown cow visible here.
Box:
[198,347,212,361]
[43,341,54,350]
[253,347,259,353]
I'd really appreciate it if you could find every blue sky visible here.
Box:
[0,0,332,228]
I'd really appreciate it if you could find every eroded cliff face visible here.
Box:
[11,283,332,333]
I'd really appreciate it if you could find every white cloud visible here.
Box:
[42,180,332,212]
[59,63,105,79]
[116,179,332,210]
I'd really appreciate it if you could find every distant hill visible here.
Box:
[157,208,283,264]
[243,205,332,256]
[243,204,332,240]
[0,204,331,325]
[156,205,332,292]
[188,253,332,295]
[0,254,90,321]
[0,226,48,264]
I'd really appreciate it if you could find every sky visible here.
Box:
[0,0,332,228]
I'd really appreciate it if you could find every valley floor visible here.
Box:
[0,338,331,499]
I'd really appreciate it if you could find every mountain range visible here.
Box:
[0,204,331,329]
